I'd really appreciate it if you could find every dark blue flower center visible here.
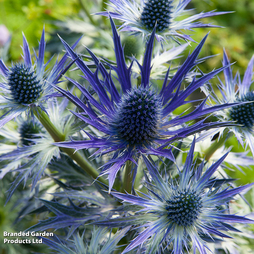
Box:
[19,121,41,146]
[229,92,254,129]
[113,87,161,147]
[166,189,202,227]
[141,0,173,32]
[8,64,42,104]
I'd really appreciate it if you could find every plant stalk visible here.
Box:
[123,160,134,193]
[204,129,230,161]
[101,0,108,25]
[78,0,97,26]
[33,106,107,185]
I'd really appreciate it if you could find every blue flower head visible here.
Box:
[106,138,254,253]
[98,0,229,42]
[0,97,78,203]
[55,18,236,192]
[202,51,254,156]
[18,119,42,146]
[0,29,75,128]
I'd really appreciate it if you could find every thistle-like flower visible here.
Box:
[54,18,236,192]
[98,0,228,42]
[202,51,254,156]
[0,98,77,202]
[100,139,254,253]
[0,29,74,128]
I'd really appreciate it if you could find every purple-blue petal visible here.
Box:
[22,34,32,68]
[196,152,229,189]
[54,138,113,150]
[109,17,132,93]
[49,36,82,84]
[209,214,254,224]
[211,183,254,201]
[37,28,45,75]
[163,66,227,117]
[160,34,209,104]
[123,224,160,254]
[112,192,150,207]
[141,25,156,88]
[100,151,133,192]
[0,59,9,77]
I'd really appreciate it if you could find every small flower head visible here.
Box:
[229,91,254,129]
[0,28,74,129]
[202,51,254,156]
[98,0,228,42]
[8,64,42,105]
[140,0,173,33]
[106,139,254,253]
[19,120,42,146]
[54,19,235,192]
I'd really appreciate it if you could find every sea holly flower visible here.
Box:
[54,18,237,192]
[202,51,254,156]
[18,119,42,146]
[0,98,78,202]
[98,0,228,42]
[0,28,76,129]
[98,139,254,253]
[0,118,44,181]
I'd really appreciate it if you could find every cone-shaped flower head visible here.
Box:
[103,139,254,253]
[54,18,236,192]
[19,120,42,147]
[98,0,229,42]
[202,51,254,157]
[111,86,162,146]
[8,63,43,104]
[141,0,173,33]
[229,92,254,129]
[0,29,77,129]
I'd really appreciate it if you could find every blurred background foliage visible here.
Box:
[191,0,254,76]
[0,0,253,74]
[0,0,254,253]
[0,0,80,60]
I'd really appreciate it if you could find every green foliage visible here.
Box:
[0,0,80,61]
[191,0,254,76]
